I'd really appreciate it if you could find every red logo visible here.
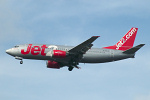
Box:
[21,44,48,56]
[116,28,137,50]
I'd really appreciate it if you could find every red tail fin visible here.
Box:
[103,28,138,51]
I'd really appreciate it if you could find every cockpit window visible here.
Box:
[14,46,19,48]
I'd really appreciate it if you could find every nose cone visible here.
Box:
[6,49,12,55]
[6,48,16,56]
[6,48,19,56]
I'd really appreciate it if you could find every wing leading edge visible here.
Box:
[69,36,100,54]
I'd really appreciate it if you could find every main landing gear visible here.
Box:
[68,66,81,71]
[68,61,81,71]
[68,66,74,71]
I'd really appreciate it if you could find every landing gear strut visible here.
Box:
[15,57,23,64]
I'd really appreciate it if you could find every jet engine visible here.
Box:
[46,60,60,69]
[50,50,67,58]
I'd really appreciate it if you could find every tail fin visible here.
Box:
[103,27,138,51]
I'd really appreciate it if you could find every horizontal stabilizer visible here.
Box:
[123,44,145,54]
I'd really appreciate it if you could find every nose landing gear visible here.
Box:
[20,60,23,64]
[15,56,23,64]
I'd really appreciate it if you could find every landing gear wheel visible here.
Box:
[20,60,23,64]
[68,67,74,71]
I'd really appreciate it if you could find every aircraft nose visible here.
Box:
[6,49,12,55]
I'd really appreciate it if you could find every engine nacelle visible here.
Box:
[46,60,60,69]
[52,50,67,58]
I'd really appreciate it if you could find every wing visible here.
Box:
[69,36,100,54]
[47,36,100,71]
[66,36,100,66]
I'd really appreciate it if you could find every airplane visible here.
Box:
[6,27,145,71]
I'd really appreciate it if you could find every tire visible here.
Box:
[68,67,73,71]
[20,61,23,64]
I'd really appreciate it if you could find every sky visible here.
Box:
[0,0,150,100]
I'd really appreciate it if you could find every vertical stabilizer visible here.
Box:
[103,27,138,51]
